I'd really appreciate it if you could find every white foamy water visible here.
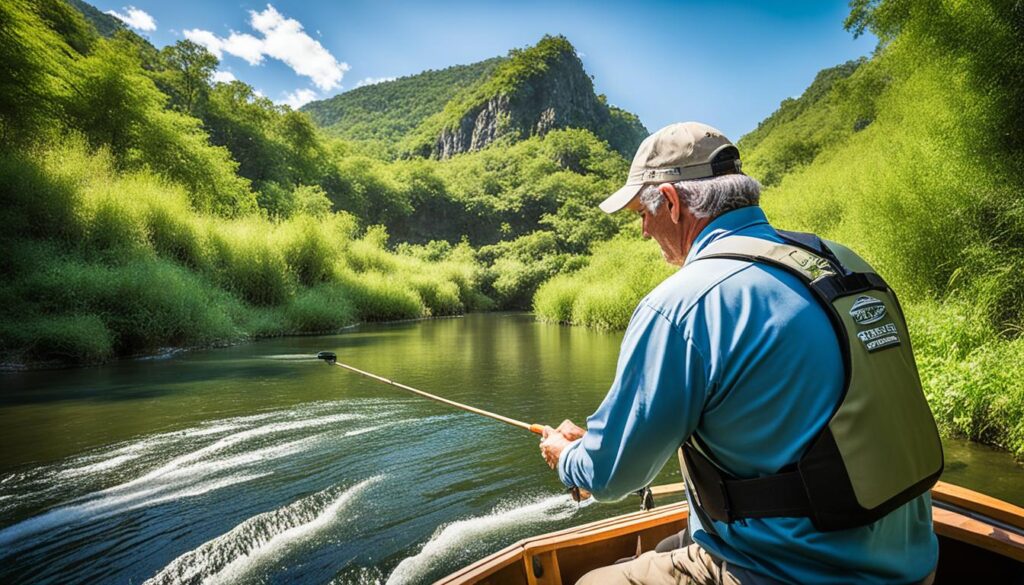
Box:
[144,476,382,585]
[0,408,365,552]
[58,453,141,478]
[264,354,318,361]
[345,426,382,437]
[101,413,359,495]
[0,473,264,552]
[385,494,579,585]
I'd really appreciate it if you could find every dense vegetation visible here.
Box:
[0,0,636,365]
[0,0,487,364]
[302,57,506,153]
[535,0,1024,457]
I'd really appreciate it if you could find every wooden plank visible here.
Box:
[932,480,1024,532]
[933,507,1024,562]
[436,546,523,584]
[650,482,685,497]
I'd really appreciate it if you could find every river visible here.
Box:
[0,313,1021,584]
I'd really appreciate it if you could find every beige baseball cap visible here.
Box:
[599,122,741,213]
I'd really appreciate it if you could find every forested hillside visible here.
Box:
[302,57,505,152]
[536,0,1024,458]
[304,35,647,160]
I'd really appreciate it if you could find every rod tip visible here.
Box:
[316,351,337,364]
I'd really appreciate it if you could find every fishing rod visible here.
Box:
[316,350,656,509]
[316,351,545,435]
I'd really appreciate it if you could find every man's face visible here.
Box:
[637,201,686,266]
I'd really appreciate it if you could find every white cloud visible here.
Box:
[183,4,348,91]
[105,6,156,32]
[211,70,236,83]
[278,88,318,109]
[354,76,396,89]
[223,32,264,65]
[184,29,223,58]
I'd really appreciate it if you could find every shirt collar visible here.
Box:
[684,206,771,265]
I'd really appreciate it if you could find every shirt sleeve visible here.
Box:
[557,302,709,501]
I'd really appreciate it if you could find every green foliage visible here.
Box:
[0,139,490,364]
[0,314,113,364]
[908,300,1024,459]
[153,40,218,116]
[534,236,676,329]
[0,0,76,144]
[738,59,869,186]
[738,0,1024,457]
[66,0,126,38]
[478,231,581,309]
[286,284,357,332]
[302,57,506,147]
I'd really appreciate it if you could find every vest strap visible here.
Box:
[682,443,813,523]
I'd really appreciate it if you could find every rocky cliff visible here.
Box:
[421,36,647,159]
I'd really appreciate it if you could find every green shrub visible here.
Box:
[277,214,352,286]
[209,221,295,306]
[0,314,113,364]
[339,270,424,321]
[533,237,675,329]
[532,275,578,324]
[342,226,396,274]
[908,300,1024,458]
[407,275,463,316]
[145,187,212,271]
[286,284,358,331]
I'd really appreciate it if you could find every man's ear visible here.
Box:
[658,183,683,224]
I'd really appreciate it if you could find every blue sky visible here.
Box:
[97,0,876,140]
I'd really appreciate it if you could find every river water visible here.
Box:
[0,313,1021,584]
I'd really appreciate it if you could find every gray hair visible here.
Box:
[638,174,762,219]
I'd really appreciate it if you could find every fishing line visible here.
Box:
[316,351,544,435]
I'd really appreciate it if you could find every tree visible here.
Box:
[156,40,217,116]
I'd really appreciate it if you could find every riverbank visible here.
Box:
[0,315,468,372]
[0,140,493,368]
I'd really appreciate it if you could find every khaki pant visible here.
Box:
[575,543,937,585]
[575,544,778,585]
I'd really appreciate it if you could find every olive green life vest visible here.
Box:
[679,230,943,532]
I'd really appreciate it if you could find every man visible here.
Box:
[538,122,941,584]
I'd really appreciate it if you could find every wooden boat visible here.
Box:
[437,481,1024,584]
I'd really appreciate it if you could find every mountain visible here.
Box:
[304,35,647,159]
[303,58,506,146]
[67,0,127,37]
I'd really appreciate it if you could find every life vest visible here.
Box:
[679,230,943,532]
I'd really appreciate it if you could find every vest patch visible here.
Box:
[849,295,887,325]
[857,322,901,352]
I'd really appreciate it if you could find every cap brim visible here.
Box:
[599,183,645,214]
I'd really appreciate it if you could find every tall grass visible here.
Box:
[534,237,676,329]
[0,137,491,365]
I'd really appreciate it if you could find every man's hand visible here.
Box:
[539,426,572,469]
[554,419,585,441]
[540,419,585,469]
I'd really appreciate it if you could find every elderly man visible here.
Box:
[539,122,943,584]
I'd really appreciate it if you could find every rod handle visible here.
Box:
[529,423,544,435]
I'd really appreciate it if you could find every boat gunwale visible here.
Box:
[434,481,1024,584]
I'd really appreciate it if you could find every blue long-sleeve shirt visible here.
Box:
[558,206,937,584]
